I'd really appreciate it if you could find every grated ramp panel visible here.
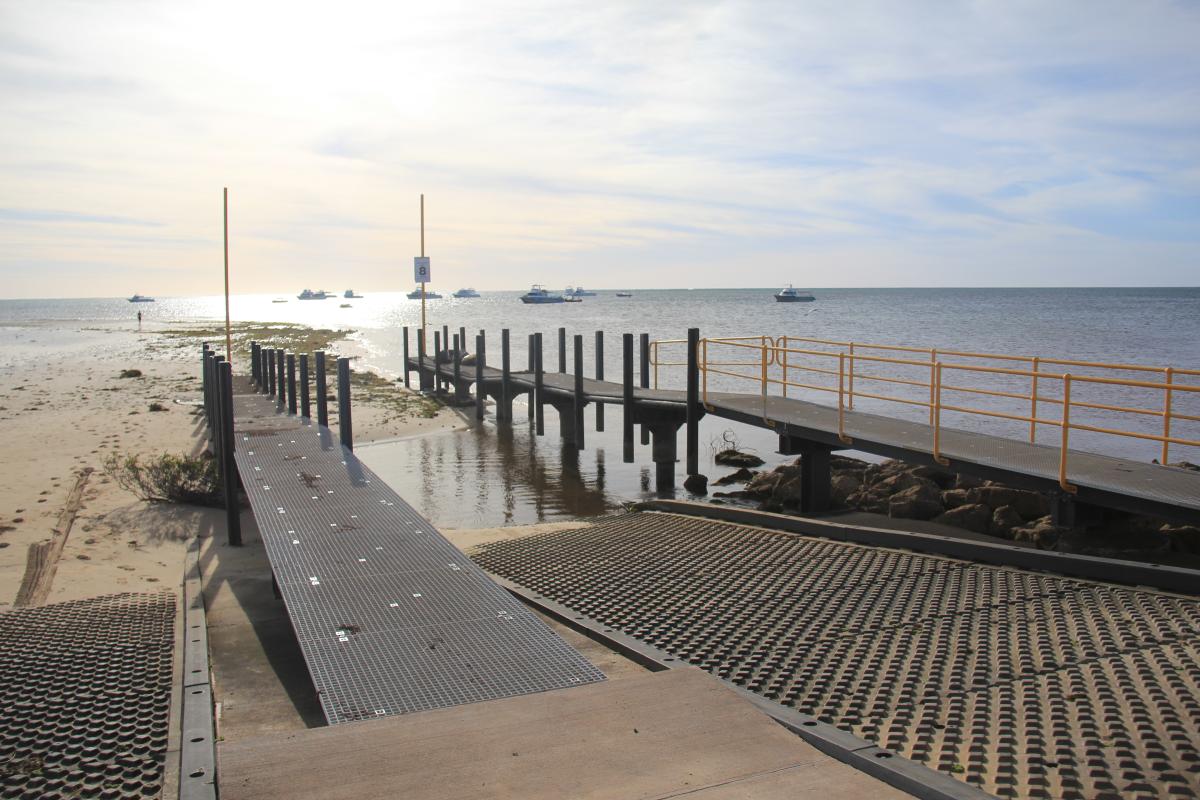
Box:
[0,593,175,800]
[473,511,1200,799]
[233,421,604,725]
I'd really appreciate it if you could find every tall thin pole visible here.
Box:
[420,194,427,346]
[223,187,232,362]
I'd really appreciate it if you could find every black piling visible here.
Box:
[276,350,285,411]
[640,333,650,445]
[287,353,297,415]
[558,327,566,373]
[453,334,464,402]
[417,329,432,391]
[218,361,242,546]
[500,329,511,423]
[402,327,410,388]
[534,333,545,435]
[573,335,585,450]
[527,334,536,422]
[210,355,225,458]
[433,330,442,394]
[623,333,635,463]
[475,333,486,420]
[299,354,310,419]
[266,348,276,397]
[337,357,353,451]
[595,330,604,432]
[316,351,329,427]
[201,346,212,431]
[250,342,259,387]
[686,327,699,476]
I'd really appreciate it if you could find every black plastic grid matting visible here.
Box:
[473,511,1200,800]
[0,593,175,800]
[232,415,604,725]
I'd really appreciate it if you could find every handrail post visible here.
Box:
[594,330,604,432]
[848,342,855,409]
[932,362,949,465]
[928,348,937,425]
[1030,356,1040,443]
[837,353,849,444]
[402,326,410,388]
[299,354,310,419]
[337,357,353,451]
[218,361,242,546]
[1162,366,1174,464]
[623,333,634,463]
[686,328,699,475]
[1059,374,1075,492]
[781,335,788,398]
[315,351,328,427]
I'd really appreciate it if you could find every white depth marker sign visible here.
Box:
[414,257,431,283]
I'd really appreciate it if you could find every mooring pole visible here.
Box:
[686,328,700,476]
[337,357,353,451]
[500,329,511,423]
[250,342,259,386]
[640,333,650,445]
[623,333,634,463]
[286,353,297,415]
[573,335,585,450]
[402,326,410,388]
[299,354,310,419]
[262,348,271,395]
[218,361,242,546]
[433,330,442,394]
[558,327,567,373]
[202,346,212,430]
[276,350,286,411]
[475,334,486,420]
[595,330,605,432]
[452,334,464,402]
[265,348,275,397]
[534,333,545,435]
[527,334,536,422]
[417,329,431,391]
[315,351,328,427]
[210,355,225,457]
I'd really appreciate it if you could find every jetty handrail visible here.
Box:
[650,335,1200,492]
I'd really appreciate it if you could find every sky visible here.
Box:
[1,0,1198,297]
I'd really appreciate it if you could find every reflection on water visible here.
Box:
[357,398,792,529]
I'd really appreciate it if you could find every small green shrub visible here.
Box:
[103,452,223,507]
[119,369,143,378]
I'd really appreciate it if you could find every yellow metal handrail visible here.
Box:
[651,334,1200,492]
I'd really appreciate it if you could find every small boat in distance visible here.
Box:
[128,294,155,303]
[343,289,363,298]
[520,285,565,304]
[453,288,481,298]
[406,286,443,299]
[298,289,331,300]
[564,286,597,297]
[564,296,583,303]
[774,285,815,303]
[615,292,632,298]
[271,298,288,303]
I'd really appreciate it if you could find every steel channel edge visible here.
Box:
[636,499,1200,596]
[489,574,993,800]
[180,538,219,800]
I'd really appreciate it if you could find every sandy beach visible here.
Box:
[0,319,466,611]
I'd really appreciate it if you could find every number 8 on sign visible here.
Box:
[414,257,431,283]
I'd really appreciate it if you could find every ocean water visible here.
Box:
[4,288,1197,527]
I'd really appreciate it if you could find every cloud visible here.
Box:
[0,208,163,227]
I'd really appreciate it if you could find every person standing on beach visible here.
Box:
[137,310,142,330]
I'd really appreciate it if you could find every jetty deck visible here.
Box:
[229,383,604,724]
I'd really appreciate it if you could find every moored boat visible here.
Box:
[615,292,632,298]
[298,289,331,300]
[128,294,155,303]
[453,287,481,298]
[774,285,815,303]
[407,285,443,299]
[343,289,363,298]
[564,286,597,297]
[520,285,564,304]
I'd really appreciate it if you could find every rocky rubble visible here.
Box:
[710,453,1200,557]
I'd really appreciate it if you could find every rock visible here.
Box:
[1012,518,1064,549]
[715,449,765,468]
[846,489,890,514]
[888,484,945,520]
[933,503,992,534]
[874,472,936,497]
[712,468,756,486]
[830,474,862,507]
[941,489,970,509]
[989,505,1024,538]
[1164,525,1200,554]
[683,474,708,495]
[968,486,1050,520]
[830,456,870,479]
[1170,461,1200,472]
[954,473,986,490]
[460,353,478,366]
[910,465,957,489]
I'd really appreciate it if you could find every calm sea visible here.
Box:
[4,288,1196,527]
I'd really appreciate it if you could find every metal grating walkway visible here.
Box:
[231,390,604,725]
[473,511,1200,800]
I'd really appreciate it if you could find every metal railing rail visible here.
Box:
[650,335,1200,492]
